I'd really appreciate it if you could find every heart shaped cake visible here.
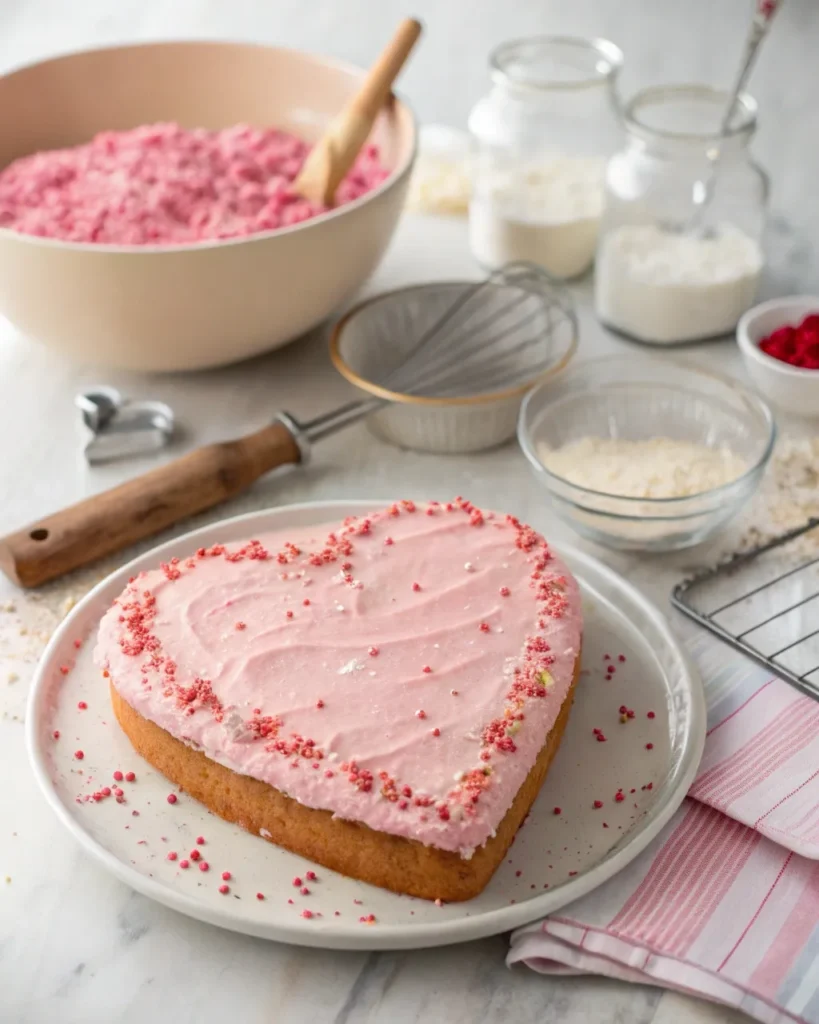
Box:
[96,499,582,901]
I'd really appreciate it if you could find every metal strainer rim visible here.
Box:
[329,278,579,408]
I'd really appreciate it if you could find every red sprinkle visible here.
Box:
[301,910,314,919]
[125,771,136,782]
[316,699,325,709]
[167,851,178,861]
[59,666,70,676]
[74,750,84,760]
[286,610,294,619]
[190,849,201,862]
[422,665,432,674]
[647,711,656,719]
[235,621,246,631]
[618,654,626,662]
[303,599,311,606]
[412,582,421,592]
[479,622,491,633]
[646,742,654,750]
[292,876,302,887]
[222,871,231,880]
[593,800,603,809]
[368,646,379,657]
[219,884,230,894]
[179,860,189,869]
[52,730,60,740]
[77,701,88,710]
[431,727,440,737]
[256,892,265,900]
[113,770,124,781]
[499,586,511,597]
[305,870,317,881]
[196,836,205,845]
[199,862,209,872]
[415,709,427,719]
[166,793,177,804]
[553,806,561,815]
[300,886,310,895]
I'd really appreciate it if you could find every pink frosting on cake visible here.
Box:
[95,500,582,856]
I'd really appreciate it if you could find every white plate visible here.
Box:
[27,500,705,950]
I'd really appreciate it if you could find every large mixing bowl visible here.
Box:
[0,41,416,371]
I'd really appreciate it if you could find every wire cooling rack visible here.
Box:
[672,518,819,701]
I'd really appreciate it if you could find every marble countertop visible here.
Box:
[1,2,817,1022]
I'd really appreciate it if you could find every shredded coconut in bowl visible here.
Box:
[0,122,389,245]
[537,437,749,499]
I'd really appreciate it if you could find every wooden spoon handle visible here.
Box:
[295,17,422,205]
[351,17,423,122]
[0,421,301,589]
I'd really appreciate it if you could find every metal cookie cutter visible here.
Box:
[76,386,175,465]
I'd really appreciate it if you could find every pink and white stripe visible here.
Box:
[510,632,819,1023]
[510,802,819,1024]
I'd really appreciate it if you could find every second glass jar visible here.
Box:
[595,84,769,345]
[468,36,624,280]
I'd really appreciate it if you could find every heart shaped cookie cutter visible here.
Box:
[76,387,175,464]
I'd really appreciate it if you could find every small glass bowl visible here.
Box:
[518,356,776,551]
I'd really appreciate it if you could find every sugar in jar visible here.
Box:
[468,36,623,280]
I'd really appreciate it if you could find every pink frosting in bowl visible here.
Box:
[0,122,388,246]
[94,500,582,856]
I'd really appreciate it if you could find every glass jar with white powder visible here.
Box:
[595,85,769,344]
[468,36,623,280]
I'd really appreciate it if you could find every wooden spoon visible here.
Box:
[294,17,422,206]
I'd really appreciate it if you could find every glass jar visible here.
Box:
[468,36,623,280]
[595,85,769,345]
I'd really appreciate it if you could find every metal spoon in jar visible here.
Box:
[684,0,782,236]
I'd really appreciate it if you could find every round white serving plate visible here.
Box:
[27,500,705,951]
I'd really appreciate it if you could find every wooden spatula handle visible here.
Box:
[352,17,423,122]
[295,17,422,205]
[0,421,301,589]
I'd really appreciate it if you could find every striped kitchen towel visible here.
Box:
[508,631,819,1023]
[685,630,819,859]
[509,800,819,1024]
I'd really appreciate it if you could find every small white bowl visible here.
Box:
[737,296,819,418]
[330,277,577,454]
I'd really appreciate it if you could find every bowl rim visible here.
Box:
[328,279,579,407]
[517,354,777,506]
[0,39,418,255]
[736,295,819,379]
